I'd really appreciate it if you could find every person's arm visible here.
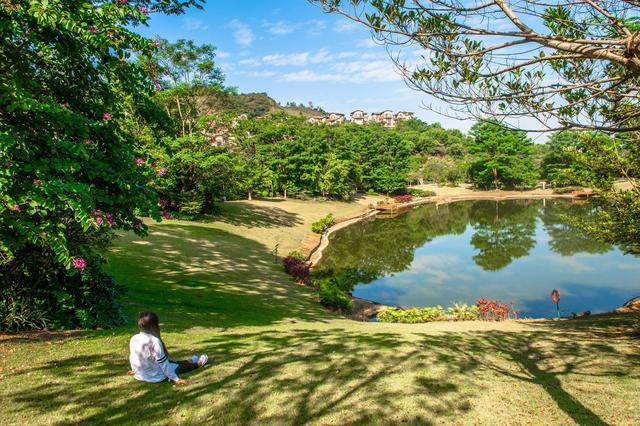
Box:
[153,339,181,383]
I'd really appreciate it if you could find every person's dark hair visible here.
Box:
[138,311,160,336]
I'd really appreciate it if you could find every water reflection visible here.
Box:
[316,199,639,317]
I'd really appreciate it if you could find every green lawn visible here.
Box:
[1,199,639,425]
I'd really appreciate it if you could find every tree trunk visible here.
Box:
[175,96,185,137]
[247,190,252,201]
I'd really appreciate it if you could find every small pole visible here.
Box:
[274,243,279,264]
[556,300,560,320]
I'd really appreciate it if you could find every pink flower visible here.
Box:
[138,6,151,14]
[88,26,98,34]
[73,257,87,270]
[95,216,104,225]
[134,218,142,230]
[155,84,162,92]
[85,139,93,145]
[105,213,115,226]
[103,113,112,120]
[91,209,102,217]
[13,204,21,212]
[152,40,161,47]
[135,158,144,166]
[158,199,168,208]
[156,168,167,176]
[119,60,127,65]
[161,211,172,219]
[33,179,42,186]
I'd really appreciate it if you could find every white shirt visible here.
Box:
[129,332,179,383]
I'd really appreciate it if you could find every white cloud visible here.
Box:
[264,21,294,35]
[306,19,327,36]
[183,17,209,32]
[238,58,261,67]
[244,71,277,78]
[241,49,334,67]
[228,19,254,47]
[262,52,311,67]
[216,50,231,59]
[331,60,402,82]
[280,70,346,82]
[279,59,401,83]
[334,20,359,32]
[357,38,379,48]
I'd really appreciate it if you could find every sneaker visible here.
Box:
[198,354,208,367]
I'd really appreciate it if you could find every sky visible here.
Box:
[135,0,478,133]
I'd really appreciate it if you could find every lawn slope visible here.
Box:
[0,199,638,425]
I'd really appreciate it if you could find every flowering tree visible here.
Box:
[0,0,202,329]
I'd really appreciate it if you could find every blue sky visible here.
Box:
[135,0,476,132]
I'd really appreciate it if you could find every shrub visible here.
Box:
[311,214,334,234]
[282,256,310,284]
[393,194,413,203]
[1,264,126,331]
[408,188,436,197]
[0,298,48,332]
[447,303,478,321]
[287,250,306,261]
[366,189,378,195]
[377,306,446,323]
[476,298,518,321]
[553,186,584,194]
[318,279,352,311]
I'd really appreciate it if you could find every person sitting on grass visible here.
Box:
[128,311,208,385]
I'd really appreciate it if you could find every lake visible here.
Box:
[315,199,640,318]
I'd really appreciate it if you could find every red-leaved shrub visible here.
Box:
[283,256,310,284]
[393,194,413,203]
[476,298,518,321]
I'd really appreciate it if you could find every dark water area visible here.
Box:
[315,199,640,318]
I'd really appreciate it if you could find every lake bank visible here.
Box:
[310,194,640,321]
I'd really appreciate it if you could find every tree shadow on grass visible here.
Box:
[204,202,304,229]
[106,223,331,330]
[4,315,639,424]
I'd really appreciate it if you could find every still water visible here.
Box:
[316,199,640,318]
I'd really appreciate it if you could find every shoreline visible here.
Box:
[307,192,575,268]
[303,191,628,322]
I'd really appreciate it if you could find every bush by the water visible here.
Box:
[287,250,306,261]
[318,279,352,311]
[476,298,518,320]
[553,186,584,194]
[393,194,413,203]
[378,306,446,323]
[311,214,334,234]
[282,256,310,284]
[408,188,436,197]
[447,303,479,321]
[377,300,509,323]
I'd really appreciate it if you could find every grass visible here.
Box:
[1,198,639,425]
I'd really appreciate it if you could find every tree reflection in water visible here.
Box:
[315,199,611,292]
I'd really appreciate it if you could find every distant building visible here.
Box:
[350,110,369,125]
[307,116,326,124]
[306,110,415,127]
[327,113,345,125]
[395,111,414,122]
[371,110,395,127]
